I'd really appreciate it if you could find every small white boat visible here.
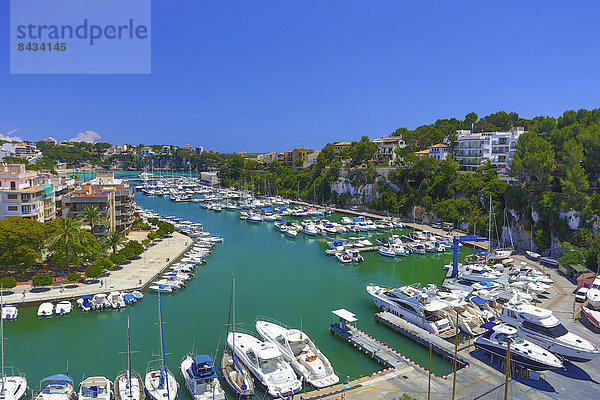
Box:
[108,292,127,309]
[525,251,541,261]
[34,374,75,400]
[1,305,18,320]
[92,294,111,309]
[378,246,396,258]
[284,229,298,238]
[55,301,73,316]
[79,376,113,400]
[77,296,95,311]
[149,284,174,293]
[37,302,54,317]
[348,250,364,262]
[335,252,352,263]
[179,355,225,400]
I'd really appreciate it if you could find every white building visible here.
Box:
[200,171,219,186]
[453,127,524,174]
[303,150,320,168]
[0,164,55,222]
[257,152,278,164]
[373,136,406,165]
[1,143,42,163]
[428,144,452,160]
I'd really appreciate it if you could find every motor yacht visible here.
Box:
[37,302,54,317]
[501,302,600,362]
[475,324,564,370]
[78,377,113,400]
[435,291,486,336]
[586,275,600,308]
[378,246,396,258]
[366,284,455,337]
[34,374,75,400]
[334,252,352,263]
[302,224,318,236]
[227,331,301,397]
[55,301,73,316]
[348,250,364,262]
[284,229,298,238]
[92,294,110,309]
[255,318,339,388]
[179,355,225,400]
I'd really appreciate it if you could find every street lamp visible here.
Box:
[570,249,586,264]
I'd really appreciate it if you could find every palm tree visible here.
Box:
[78,206,108,234]
[103,230,126,254]
[47,217,83,271]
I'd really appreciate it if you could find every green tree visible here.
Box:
[46,217,84,271]
[77,206,108,234]
[32,273,53,287]
[510,132,555,186]
[85,264,104,279]
[0,276,17,289]
[349,136,378,166]
[66,272,82,282]
[95,256,114,270]
[0,217,47,268]
[103,230,126,254]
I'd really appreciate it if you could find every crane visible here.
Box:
[450,235,487,278]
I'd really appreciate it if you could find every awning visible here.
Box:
[465,294,486,305]
[569,264,588,273]
[480,321,497,330]
[42,374,73,383]
[332,308,357,322]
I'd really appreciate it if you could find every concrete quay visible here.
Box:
[3,231,192,307]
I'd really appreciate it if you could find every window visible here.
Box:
[10,182,15,190]
[7,194,17,200]
[7,206,18,211]
[21,194,31,202]
[22,205,31,214]
[521,320,568,338]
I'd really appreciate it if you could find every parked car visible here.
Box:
[432,222,442,229]
[575,287,589,303]
[350,206,359,211]
[442,222,454,231]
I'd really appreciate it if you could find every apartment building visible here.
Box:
[279,147,314,167]
[373,136,406,164]
[333,142,351,153]
[200,171,219,186]
[428,144,452,160]
[0,164,55,222]
[453,127,524,174]
[257,152,278,164]
[1,143,43,163]
[303,151,320,168]
[62,171,134,233]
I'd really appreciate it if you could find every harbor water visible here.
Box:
[4,174,470,395]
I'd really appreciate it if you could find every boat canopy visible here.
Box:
[262,208,273,213]
[465,294,487,305]
[352,217,362,222]
[42,374,73,383]
[189,355,217,380]
[478,281,495,287]
[480,321,497,330]
[332,308,357,323]
[80,295,93,300]
[123,293,135,302]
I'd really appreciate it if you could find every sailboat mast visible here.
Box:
[127,316,132,398]
[158,292,169,395]
[232,274,236,350]
[488,193,492,255]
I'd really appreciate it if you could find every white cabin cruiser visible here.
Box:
[79,377,113,400]
[179,355,225,400]
[1,306,18,320]
[475,324,563,370]
[501,302,600,362]
[227,331,301,397]
[108,292,127,309]
[255,318,338,388]
[92,294,110,309]
[586,275,600,308]
[435,291,486,336]
[366,284,455,337]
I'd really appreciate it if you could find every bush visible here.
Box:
[118,246,135,260]
[95,256,114,270]
[0,276,17,289]
[142,238,150,246]
[85,264,103,279]
[109,252,127,265]
[147,232,158,241]
[124,240,144,256]
[66,272,82,282]
[32,273,54,287]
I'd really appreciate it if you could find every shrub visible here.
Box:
[66,272,82,282]
[142,238,150,246]
[32,273,53,287]
[0,276,17,289]
[147,232,158,241]
[85,264,103,279]
[125,240,144,256]
[109,252,127,265]
[95,256,114,270]
[119,246,135,260]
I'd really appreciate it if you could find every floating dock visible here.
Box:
[329,309,408,369]
[375,311,469,369]
[325,246,377,255]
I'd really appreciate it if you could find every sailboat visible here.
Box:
[115,317,145,400]
[220,274,254,398]
[486,194,513,263]
[145,292,178,400]
[0,287,27,400]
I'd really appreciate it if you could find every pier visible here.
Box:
[325,246,377,255]
[329,309,408,370]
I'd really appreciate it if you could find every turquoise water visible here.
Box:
[4,175,469,396]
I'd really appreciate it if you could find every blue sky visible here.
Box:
[2,1,600,153]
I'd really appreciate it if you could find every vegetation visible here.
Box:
[85,264,104,279]
[32,273,54,287]
[0,276,17,289]
[66,272,82,282]
[95,256,114,270]
[77,206,108,233]
[0,217,48,267]
[103,230,126,254]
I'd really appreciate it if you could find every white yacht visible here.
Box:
[1,306,18,320]
[227,331,301,397]
[475,324,564,370]
[366,284,455,338]
[37,302,54,317]
[79,377,113,400]
[179,355,225,400]
[377,246,395,258]
[302,224,318,236]
[435,291,486,336]
[255,318,339,388]
[34,375,75,400]
[92,294,110,309]
[456,264,502,282]
[334,252,352,263]
[586,275,600,308]
[501,302,600,362]
[55,301,73,316]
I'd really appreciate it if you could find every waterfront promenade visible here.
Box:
[2,231,192,306]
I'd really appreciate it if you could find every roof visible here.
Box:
[428,143,450,148]
[332,308,357,322]
[334,142,351,146]
[415,149,429,155]
[569,264,588,272]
